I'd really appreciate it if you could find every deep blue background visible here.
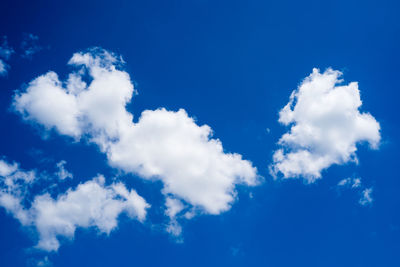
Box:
[0,0,399,266]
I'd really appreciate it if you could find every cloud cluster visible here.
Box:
[337,177,373,206]
[270,68,381,182]
[337,177,361,189]
[0,158,149,252]
[10,48,382,250]
[13,48,259,225]
[0,33,43,76]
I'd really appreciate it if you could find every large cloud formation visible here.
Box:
[0,158,149,251]
[270,68,380,182]
[13,48,258,228]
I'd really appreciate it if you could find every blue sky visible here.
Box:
[0,0,399,266]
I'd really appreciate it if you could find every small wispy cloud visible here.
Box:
[0,60,8,76]
[21,33,43,59]
[55,160,73,180]
[0,36,14,60]
[337,177,374,206]
[337,177,362,189]
[28,256,52,267]
[359,188,373,206]
[0,36,14,76]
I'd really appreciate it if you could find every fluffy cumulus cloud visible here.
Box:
[13,48,259,229]
[270,68,381,182]
[33,175,149,251]
[0,158,149,252]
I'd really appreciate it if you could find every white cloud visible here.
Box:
[107,108,258,215]
[0,159,37,225]
[0,159,18,176]
[164,197,185,236]
[359,187,373,206]
[337,177,374,206]
[337,178,349,186]
[337,177,361,189]
[32,175,149,251]
[165,197,185,219]
[14,72,83,137]
[0,190,31,225]
[13,48,259,225]
[352,178,362,188]
[270,68,381,182]
[55,160,73,180]
[0,158,149,252]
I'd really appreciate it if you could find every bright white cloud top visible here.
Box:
[0,158,149,252]
[13,48,259,229]
[270,68,381,182]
